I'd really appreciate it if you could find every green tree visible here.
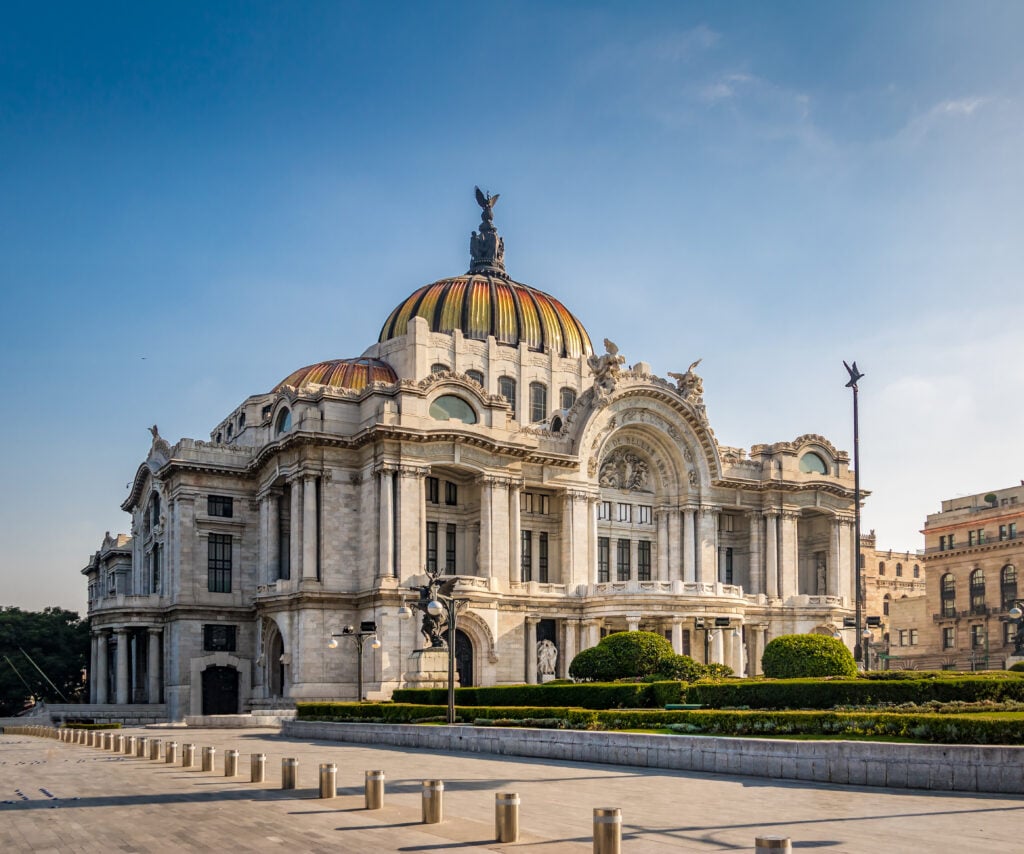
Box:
[0,607,90,715]
[761,633,857,679]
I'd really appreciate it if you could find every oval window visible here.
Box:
[429,395,477,424]
[799,452,828,474]
[276,408,292,435]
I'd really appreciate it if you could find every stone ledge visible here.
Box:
[282,720,1024,795]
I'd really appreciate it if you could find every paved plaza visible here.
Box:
[2,728,1023,852]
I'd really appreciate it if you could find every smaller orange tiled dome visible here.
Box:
[274,357,397,392]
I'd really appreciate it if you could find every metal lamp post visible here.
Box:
[1007,602,1024,657]
[399,566,467,725]
[844,360,866,669]
[327,624,380,702]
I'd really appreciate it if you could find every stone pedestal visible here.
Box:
[403,649,459,690]
[540,673,557,684]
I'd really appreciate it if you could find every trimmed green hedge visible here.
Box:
[296,702,1024,744]
[686,676,1024,709]
[391,681,683,709]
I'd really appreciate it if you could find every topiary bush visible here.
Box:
[655,654,705,682]
[568,645,619,682]
[761,633,857,679]
[569,631,675,681]
[1009,662,1024,673]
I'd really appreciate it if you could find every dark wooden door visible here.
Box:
[454,630,474,687]
[202,666,239,715]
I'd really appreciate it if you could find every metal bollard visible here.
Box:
[149,739,161,760]
[755,837,793,853]
[104,732,113,750]
[421,780,444,824]
[202,746,216,772]
[251,753,266,783]
[124,736,136,755]
[114,734,124,752]
[365,770,385,810]
[593,807,622,854]
[165,742,178,764]
[182,743,195,768]
[224,750,239,777]
[281,758,298,790]
[136,737,148,758]
[319,763,337,799]
[87,731,95,747]
[495,792,520,843]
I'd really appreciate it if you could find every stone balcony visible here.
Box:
[89,594,163,614]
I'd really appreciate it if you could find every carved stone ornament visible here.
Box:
[587,338,626,397]
[598,448,651,492]
[667,359,704,404]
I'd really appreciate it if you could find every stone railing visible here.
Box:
[579,580,746,599]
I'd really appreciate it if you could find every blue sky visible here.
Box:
[2,2,1023,611]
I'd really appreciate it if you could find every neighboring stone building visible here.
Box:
[81,191,862,721]
[915,484,1024,670]
[858,531,926,666]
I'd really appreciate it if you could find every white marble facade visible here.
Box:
[81,194,860,721]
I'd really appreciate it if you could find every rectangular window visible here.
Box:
[498,376,517,418]
[445,524,456,574]
[207,534,232,593]
[521,530,533,582]
[539,495,549,515]
[616,538,631,581]
[942,627,955,649]
[1011,523,1018,539]
[978,528,985,544]
[203,624,237,652]
[909,629,918,645]
[520,492,534,514]
[898,629,907,646]
[445,481,458,506]
[1001,524,1008,541]
[971,625,985,649]
[637,540,651,581]
[426,477,439,504]
[529,383,547,423]
[949,533,955,548]
[208,495,234,518]
[520,492,549,515]
[939,535,947,551]
[598,537,610,582]
[968,530,976,546]
[724,546,734,584]
[426,522,438,572]
[721,514,735,533]
[598,501,611,521]
[150,544,160,595]
[638,505,652,525]
[617,503,632,523]
[538,532,549,583]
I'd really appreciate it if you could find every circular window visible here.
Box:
[799,452,828,474]
[276,408,292,435]
[429,395,477,424]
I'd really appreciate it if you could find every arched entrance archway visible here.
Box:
[454,629,474,687]
[202,666,239,715]
[268,631,284,698]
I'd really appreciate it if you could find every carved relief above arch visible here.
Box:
[458,609,499,663]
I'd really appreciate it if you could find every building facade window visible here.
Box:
[942,627,955,649]
[638,505,652,525]
[426,522,438,573]
[560,387,577,410]
[276,408,291,435]
[445,524,456,573]
[724,547,734,584]
[598,537,610,582]
[970,569,986,614]
[445,481,458,506]
[895,562,903,577]
[941,573,956,617]
[598,501,611,521]
[909,629,918,645]
[430,363,449,374]
[616,538,631,581]
[1002,564,1018,610]
[521,492,549,515]
[1005,621,1018,647]
[913,564,920,578]
[426,477,440,504]
[203,624,237,652]
[971,624,986,649]
[208,495,233,518]
[150,544,161,595]
[898,629,907,646]
[498,376,516,418]
[521,530,533,582]
[529,382,548,423]
[878,561,886,576]
[637,540,651,581]
[466,369,485,387]
[538,532,549,583]
[883,594,890,616]
[207,534,232,593]
[617,503,632,523]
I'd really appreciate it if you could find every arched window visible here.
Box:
[429,395,477,424]
[226,423,233,440]
[560,387,577,410]
[239,412,246,429]
[878,561,886,576]
[276,408,292,435]
[970,569,986,614]
[146,491,160,534]
[896,562,903,577]
[431,363,449,375]
[799,452,828,474]
[1001,565,1018,610]
[941,573,956,617]
[913,564,920,578]
[529,382,548,423]
[883,594,890,616]
[498,376,517,418]
[466,369,485,387]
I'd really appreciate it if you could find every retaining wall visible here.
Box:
[283,720,1024,795]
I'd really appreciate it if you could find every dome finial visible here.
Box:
[469,186,506,276]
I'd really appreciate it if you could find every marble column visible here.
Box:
[748,512,762,595]
[302,474,319,580]
[779,511,799,598]
[589,499,599,584]
[710,628,724,665]
[656,510,669,581]
[671,618,684,655]
[581,619,601,651]
[115,629,129,705]
[561,619,577,679]
[828,517,842,597]
[682,508,697,583]
[626,614,641,632]
[289,478,303,580]
[730,627,744,675]
[525,617,539,684]
[379,469,395,579]
[266,491,280,582]
[668,507,682,582]
[147,628,161,704]
[89,634,98,704]
[95,631,108,704]
[508,484,521,583]
[258,497,268,586]
[698,507,718,583]
[764,510,779,599]
[479,477,493,578]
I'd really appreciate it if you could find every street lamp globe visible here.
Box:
[426,600,444,617]
[1010,606,1023,620]
[370,636,381,650]
[327,637,339,649]
[397,603,412,620]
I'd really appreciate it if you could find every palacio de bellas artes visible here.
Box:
[81,189,862,723]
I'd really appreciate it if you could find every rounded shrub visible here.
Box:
[761,633,857,679]
[569,631,675,681]
[655,654,705,682]
[568,645,618,682]
[1009,661,1024,673]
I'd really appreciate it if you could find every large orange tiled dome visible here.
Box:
[274,357,397,392]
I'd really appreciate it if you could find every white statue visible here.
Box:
[537,639,558,677]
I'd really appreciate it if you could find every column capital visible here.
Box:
[581,618,602,628]
[762,508,780,519]
[780,509,801,521]
[698,504,720,517]
[564,488,594,503]
[147,627,162,637]
[525,615,541,626]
